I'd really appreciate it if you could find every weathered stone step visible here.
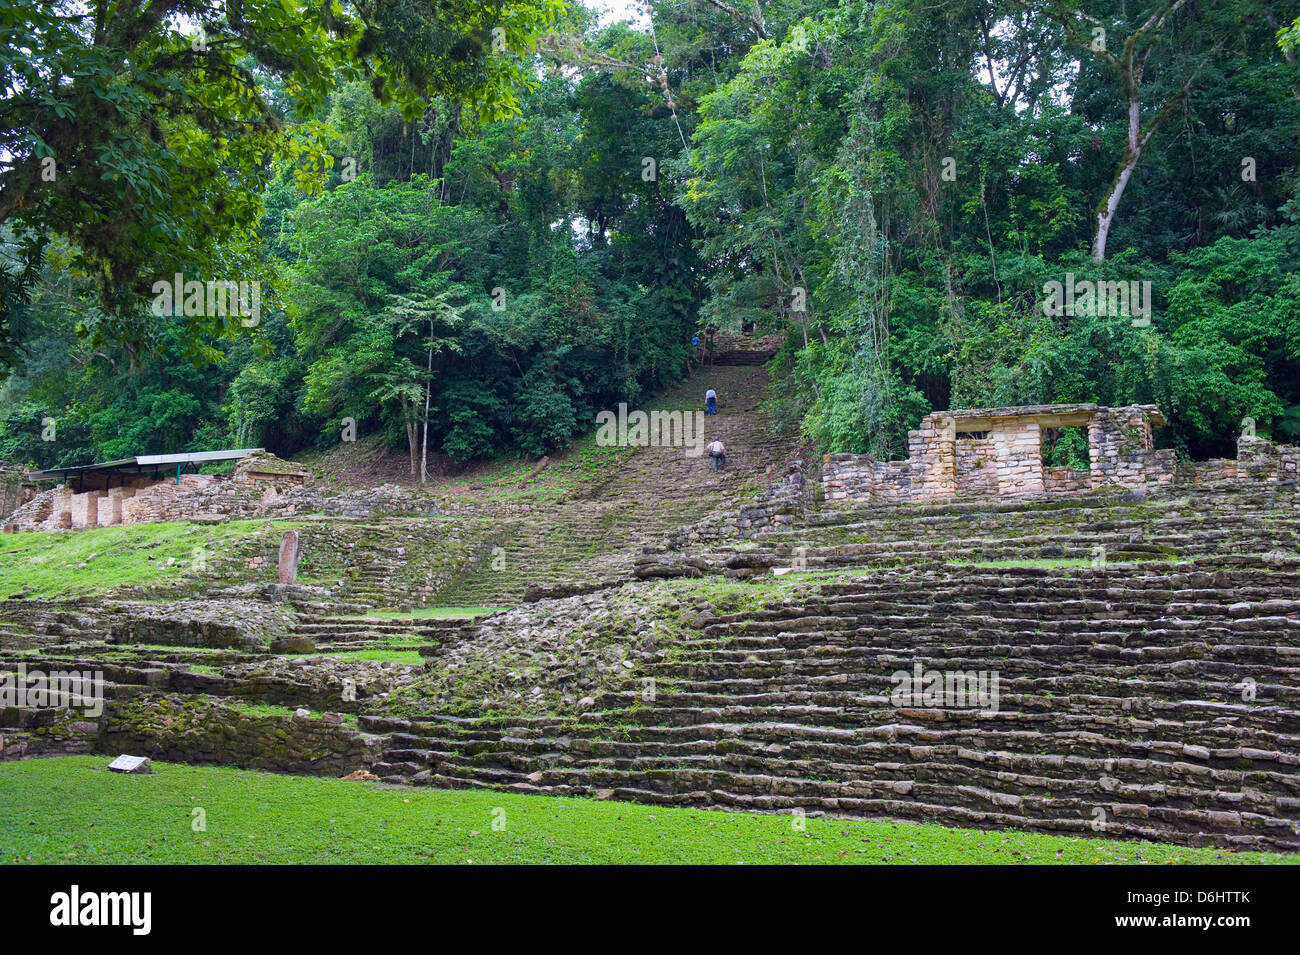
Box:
[406,763,1298,850]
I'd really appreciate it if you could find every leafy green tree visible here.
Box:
[287,175,481,468]
[0,0,563,361]
[1023,0,1291,260]
[5,0,1298,477]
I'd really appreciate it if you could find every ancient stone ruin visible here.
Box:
[4,375,1300,853]
[823,403,1298,504]
[8,450,309,531]
[0,464,36,532]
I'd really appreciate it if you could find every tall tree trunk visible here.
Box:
[420,319,433,485]
[1025,0,1203,263]
[1092,101,1144,262]
[400,396,417,476]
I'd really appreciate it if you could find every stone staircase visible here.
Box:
[0,647,164,761]
[288,610,480,653]
[338,547,411,607]
[284,355,1300,850]
[8,332,1300,852]
[659,485,1300,578]
[300,519,477,610]
[433,350,795,607]
[0,600,112,649]
[366,486,1300,850]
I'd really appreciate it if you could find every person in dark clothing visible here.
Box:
[705,388,717,415]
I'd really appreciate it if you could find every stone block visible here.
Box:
[107,754,152,774]
[278,530,301,585]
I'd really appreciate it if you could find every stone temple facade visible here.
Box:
[822,403,1299,504]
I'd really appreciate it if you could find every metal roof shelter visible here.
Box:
[28,449,263,492]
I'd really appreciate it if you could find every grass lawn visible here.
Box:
[0,520,301,599]
[1,757,1292,865]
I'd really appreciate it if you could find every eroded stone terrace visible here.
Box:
[0,345,789,767]
[366,488,1300,852]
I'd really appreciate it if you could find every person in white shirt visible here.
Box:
[707,439,726,470]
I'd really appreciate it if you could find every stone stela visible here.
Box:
[278,530,300,586]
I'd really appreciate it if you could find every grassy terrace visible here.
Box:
[1,758,1292,865]
[303,430,641,504]
[300,648,426,664]
[221,702,358,723]
[0,519,302,599]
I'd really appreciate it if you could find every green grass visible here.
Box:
[222,702,302,718]
[2,758,1292,865]
[301,648,425,664]
[0,520,302,599]
[364,606,501,620]
[221,701,360,723]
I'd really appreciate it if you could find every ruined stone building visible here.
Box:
[823,403,1299,504]
[0,464,37,519]
[4,450,309,531]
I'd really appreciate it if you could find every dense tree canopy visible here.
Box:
[2,0,1298,474]
[0,0,563,362]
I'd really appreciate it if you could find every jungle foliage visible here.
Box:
[3,1,1299,472]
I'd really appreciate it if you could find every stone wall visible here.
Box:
[954,438,999,496]
[98,694,380,775]
[109,599,295,649]
[915,414,956,497]
[1085,405,1178,492]
[820,455,912,505]
[0,705,101,761]
[1238,435,1300,481]
[0,464,36,526]
[1042,466,1092,493]
[1175,458,1238,484]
